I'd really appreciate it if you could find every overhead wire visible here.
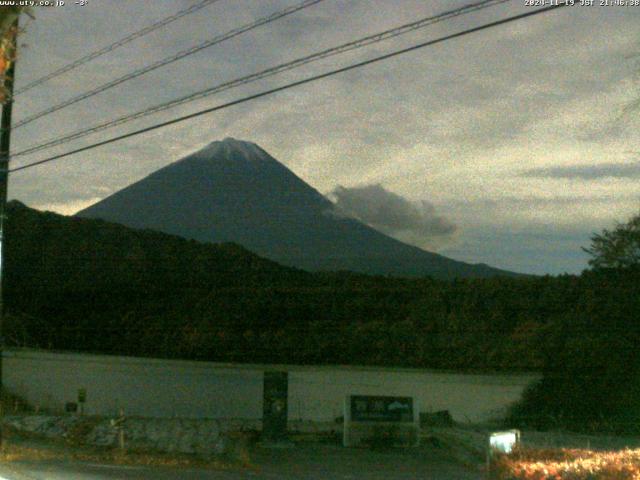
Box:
[14,0,222,96]
[11,0,326,131]
[10,2,571,174]
[11,0,510,160]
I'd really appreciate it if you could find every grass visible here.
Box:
[419,424,640,478]
[0,426,244,470]
[0,443,237,469]
[421,426,487,467]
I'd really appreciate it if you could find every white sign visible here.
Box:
[489,430,520,454]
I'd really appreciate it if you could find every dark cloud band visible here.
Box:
[521,162,640,180]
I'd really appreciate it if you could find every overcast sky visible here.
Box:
[7,0,640,275]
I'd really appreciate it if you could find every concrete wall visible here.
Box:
[4,349,540,423]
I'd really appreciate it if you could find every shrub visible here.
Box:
[489,446,640,479]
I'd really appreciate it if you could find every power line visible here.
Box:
[11,0,510,160]
[10,3,570,174]
[10,0,326,131]
[14,0,222,96]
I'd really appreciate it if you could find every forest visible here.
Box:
[4,200,640,431]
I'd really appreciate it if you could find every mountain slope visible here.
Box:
[77,137,517,279]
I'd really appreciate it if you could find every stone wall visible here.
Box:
[3,414,261,455]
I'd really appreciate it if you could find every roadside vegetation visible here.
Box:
[0,419,250,469]
[489,447,640,480]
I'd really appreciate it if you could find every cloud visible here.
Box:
[521,162,640,180]
[329,184,456,249]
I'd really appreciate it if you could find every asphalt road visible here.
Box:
[0,445,483,479]
[1,461,260,480]
[0,461,482,480]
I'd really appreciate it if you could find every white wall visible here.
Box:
[3,349,539,423]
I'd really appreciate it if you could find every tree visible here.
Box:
[582,211,640,269]
[507,267,640,433]
[0,7,31,103]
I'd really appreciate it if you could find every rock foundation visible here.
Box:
[3,415,261,455]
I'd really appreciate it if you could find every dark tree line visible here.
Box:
[4,201,640,432]
[509,210,640,433]
[2,201,572,370]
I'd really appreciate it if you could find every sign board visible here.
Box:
[489,430,520,455]
[343,395,419,447]
[487,429,521,470]
[350,395,414,423]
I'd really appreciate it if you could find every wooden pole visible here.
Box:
[0,17,19,449]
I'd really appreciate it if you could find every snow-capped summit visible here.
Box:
[201,137,270,163]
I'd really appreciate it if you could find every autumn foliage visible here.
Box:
[490,447,640,480]
[0,7,28,102]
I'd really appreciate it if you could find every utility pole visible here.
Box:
[0,17,19,448]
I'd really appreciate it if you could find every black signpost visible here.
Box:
[78,388,87,415]
[262,371,288,443]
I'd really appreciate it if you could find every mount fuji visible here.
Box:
[77,138,516,279]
